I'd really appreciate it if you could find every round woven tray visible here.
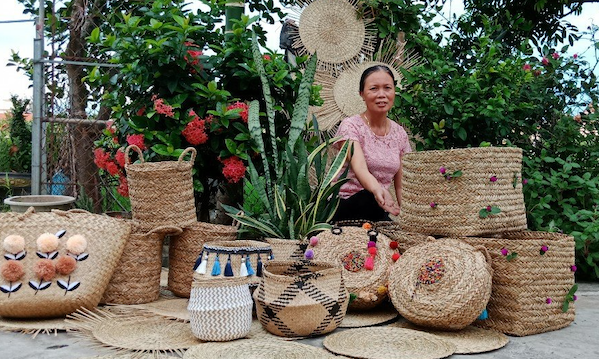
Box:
[323,327,456,359]
[389,321,509,354]
[0,316,73,338]
[340,304,398,328]
[388,238,493,330]
[183,339,336,359]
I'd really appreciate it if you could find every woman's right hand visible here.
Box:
[373,186,400,216]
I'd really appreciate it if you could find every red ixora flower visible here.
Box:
[552,52,560,60]
[115,148,126,168]
[153,97,175,118]
[105,161,120,176]
[93,148,110,170]
[263,54,271,61]
[542,57,549,66]
[522,63,531,71]
[182,116,208,146]
[227,102,249,123]
[220,156,246,184]
[117,176,129,197]
[126,133,146,150]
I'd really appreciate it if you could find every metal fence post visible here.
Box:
[31,1,45,195]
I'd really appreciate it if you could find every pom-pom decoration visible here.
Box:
[37,233,59,253]
[392,253,401,262]
[34,259,56,281]
[367,241,377,248]
[55,255,77,276]
[66,235,88,255]
[362,222,372,230]
[368,247,377,256]
[546,298,552,304]
[309,236,319,247]
[1,260,25,282]
[305,249,315,260]
[3,235,25,254]
[389,241,398,250]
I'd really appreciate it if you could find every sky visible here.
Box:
[0,1,597,113]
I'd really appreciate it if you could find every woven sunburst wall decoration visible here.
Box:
[311,39,422,133]
[289,0,377,72]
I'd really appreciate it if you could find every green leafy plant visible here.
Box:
[0,96,31,174]
[225,38,350,240]
[562,284,578,312]
[479,205,501,218]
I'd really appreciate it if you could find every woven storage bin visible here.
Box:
[455,231,576,336]
[188,240,272,288]
[101,223,182,305]
[265,238,305,261]
[188,275,253,341]
[0,208,130,318]
[125,145,197,231]
[254,260,348,337]
[399,147,527,236]
[375,223,436,254]
[167,221,238,297]
[309,225,398,310]
[388,238,493,330]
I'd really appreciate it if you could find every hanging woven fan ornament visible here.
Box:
[311,38,421,133]
[289,0,377,72]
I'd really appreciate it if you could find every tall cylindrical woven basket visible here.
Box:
[388,238,493,330]
[101,223,182,305]
[254,260,349,338]
[455,231,576,336]
[399,147,527,236]
[167,221,238,298]
[125,145,197,231]
[188,275,253,341]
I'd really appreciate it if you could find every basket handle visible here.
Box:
[178,147,197,164]
[474,245,492,264]
[147,225,183,236]
[125,145,145,165]
[17,206,36,221]
[51,209,92,217]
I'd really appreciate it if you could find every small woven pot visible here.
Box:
[188,275,253,341]
[125,145,197,231]
[101,223,182,305]
[399,147,527,236]
[265,238,305,261]
[254,260,349,337]
[309,225,398,310]
[456,231,576,336]
[388,238,493,330]
[167,221,238,298]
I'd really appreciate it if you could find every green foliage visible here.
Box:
[562,284,578,312]
[0,96,31,173]
[225,41,350,240]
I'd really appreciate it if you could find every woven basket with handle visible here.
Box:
[125,145,197,231]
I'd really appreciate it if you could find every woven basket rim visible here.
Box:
[192,275,251,288]
[262,260,340,281]
[203,240,270,251]
[403,146,522,158]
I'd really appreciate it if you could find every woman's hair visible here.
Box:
[359,65,395,93]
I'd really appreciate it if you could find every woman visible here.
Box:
[333,65,412,222]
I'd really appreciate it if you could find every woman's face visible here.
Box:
[360,70,395,115]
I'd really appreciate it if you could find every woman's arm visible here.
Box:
[393,159,403,209]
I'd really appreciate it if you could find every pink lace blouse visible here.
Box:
[335,115,412,199]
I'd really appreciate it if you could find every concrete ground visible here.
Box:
[2,282,599,359]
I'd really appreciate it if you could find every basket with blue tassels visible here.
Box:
[192,240,273,288]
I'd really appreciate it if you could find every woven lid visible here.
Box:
[323,327,456,359]
[339,304,398,328]
[0,316,73,338]
[183,339,337,359]
[293,0,376,69]
[388,238,493,330]
[389,321,509,354]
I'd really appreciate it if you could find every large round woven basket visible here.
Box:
[388,238,493,330]
[102,223,182,305]
[167,222,238,297]
[399,147,527,236]
[125,145,197,231]
[455,231,576,336]
[375,223,436,254]
[254,260,348,337]
[309,225,398,310]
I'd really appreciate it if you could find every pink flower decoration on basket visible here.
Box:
[546,298,552,304]
[501,248,509,256]
[490,176,497,182]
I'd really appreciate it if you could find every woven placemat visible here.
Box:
[109,296,190,322]
[66,308,199,357]
[339,305,399,328]
[323,327,455,359]
[0,316,73,338]
[183,338,336,359]
[389,321,509,354]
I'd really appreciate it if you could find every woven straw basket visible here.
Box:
[125,145,197,231]
[375,223,436,254]
[101,223,182,305]
[167,221,238,297]
[254,260,349,337]
[455,231,576,336]
[0,208,130,318]
[265,238,306,261]
[309,225,398,310]
[188,275,253,341]
[399,147,527,236]
[388,238,493,330]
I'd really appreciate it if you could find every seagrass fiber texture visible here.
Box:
[183,339,337,359]
[167,222,237,298]
[265,238,305,261]
[188,276,252,341]
[388,238,493,330]
[0,209,130,318]
[125,145,197,231]
[375,224,435,254]
[399,147,527,236]
[309,226,397,310]
[253,260,348,337]
[102,223,182,305]
[323,327,456,359]
[457,231,576,336]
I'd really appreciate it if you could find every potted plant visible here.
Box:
[224,38,350,259]
[1,95,32,200]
